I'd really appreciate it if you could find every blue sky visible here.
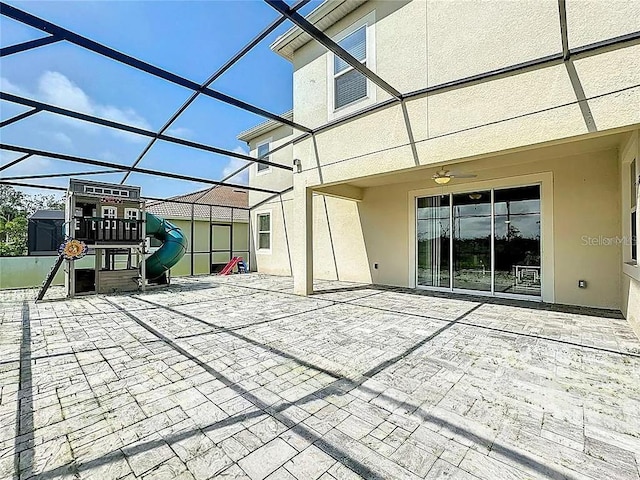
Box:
[0,0,320,199]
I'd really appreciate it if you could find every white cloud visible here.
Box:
[51,132,73,149]
[222,146,249,184]
[1,76,28,96]
[1,72,151,142]
[166,126,193,138]
[38,71,151,131]
[98,151,119,163]
[37,71,92,113]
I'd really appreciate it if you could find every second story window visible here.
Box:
[334,25,367,110]
[256,140,271,174]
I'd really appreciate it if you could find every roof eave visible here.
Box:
[270,0,367,61]
[237,110,293,142]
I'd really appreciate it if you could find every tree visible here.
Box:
[0,185,64,256]
[23,193,65,215]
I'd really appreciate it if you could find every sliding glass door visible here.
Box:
[452,191,492,292]
[494,186,541,296]
[416,184,541,297]
[417,196,450,288]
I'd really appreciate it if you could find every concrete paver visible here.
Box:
[1,274,639,479]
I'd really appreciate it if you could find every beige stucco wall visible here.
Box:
[245,123,296,275]
[249,190,372,283]
[250,191,294,276]
[619,131,640,336]
[292,44,640,188]
[289,0,639,187]
[253,138,627,309]
[348,147,621,309]
[247,123,295,209]
[246,0,640,315]
[279,142,621,309]
[566,0,640,48]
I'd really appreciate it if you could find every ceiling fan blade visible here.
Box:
[450,173,477,178]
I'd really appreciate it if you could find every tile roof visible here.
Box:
[30,209,64,220]
[146,185,249,222]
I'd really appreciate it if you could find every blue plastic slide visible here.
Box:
[145,212,188,279]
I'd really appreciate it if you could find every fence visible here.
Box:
[0,200,251,290]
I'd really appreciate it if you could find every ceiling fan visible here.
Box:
[432,167,477,184]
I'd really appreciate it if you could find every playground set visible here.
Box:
[36,179,246,301]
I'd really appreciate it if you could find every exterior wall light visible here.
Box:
[293,158,302,173]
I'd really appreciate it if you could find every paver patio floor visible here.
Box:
[1,273,639,480]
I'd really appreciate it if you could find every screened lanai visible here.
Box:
[2,2,640,480]
[3,0,638,207]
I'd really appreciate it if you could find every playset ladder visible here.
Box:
[36,254,64,302]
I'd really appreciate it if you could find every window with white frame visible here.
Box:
[256,212,271,251]
[124,208,139,230]
[101,206,117,230]
[333,25,368,110]
[631,158,638,262]
[256,141,271,174]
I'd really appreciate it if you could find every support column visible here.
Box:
[139,246,146,292]
[190,203,194,276]
[293,186,313,295]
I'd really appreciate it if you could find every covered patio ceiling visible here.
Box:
[326,130,630,190]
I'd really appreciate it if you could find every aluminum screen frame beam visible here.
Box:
[0,180,254,210]
[121,0,311,184]
[0,144,282,195]
[265,0,403,101]
[145,195,250,209]
[0,34,62,57]
[570,30,640,56]
[1,169,125,181]
[249,186,293,210]
[0,153,31,172]
[0,107,40,128]
[558,0,570,60]
[0,2,312,134]
[0,180,67,192]
[1,92,292,172]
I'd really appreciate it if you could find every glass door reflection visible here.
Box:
[452,191,492,291]
[494,186,541,296]
[417,196,450,288]
[416,184,542,298]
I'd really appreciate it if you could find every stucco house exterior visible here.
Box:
[238,0,640,336]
